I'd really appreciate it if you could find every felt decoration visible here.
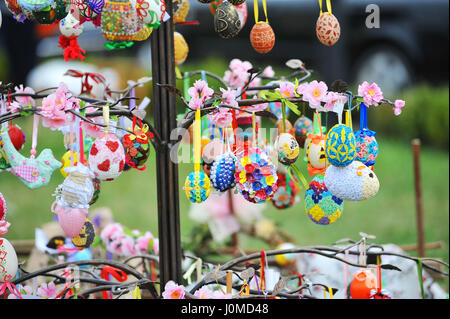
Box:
[324,160,380,201]
[293,115,313,148]
[316,0,340,46]
[325,123,356,167]
[71,218,96,249]
[174,31,189,66]
[349,269,377,299]
[53,204,88,238]
[0,237,18,283]
[271,170,299,210]
[88,106,125,181]
[274,133,299,166]
[32,0,69,24]
[101,0,140,42]
[210,152,236,192]
[214,0,242,39]
[274,242,296,267]
[17,0,53,11]
[304,174,343,225]
[235,146,278,204]
[250,0,275,54]
[0,118,62,189]
[354,103,378,166]
[122,118,152,171]
[0,193,6,221]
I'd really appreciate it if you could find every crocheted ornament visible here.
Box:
[32,0,69,24]
[173,0,190,24]
[101,0,140,42]
[305,133,327,171]
[294,115,313,148]
[271,171,299,210]
[210,152,236,192]
[235,147,278,204]
[71,219,96,249]
[88,132,125,181]
[316,13,340,46]
[0,237,18,283]
[325,124,356,167]
[305,174,343,225]
[121,126,151,171]
[354,103,378,166]
[174,31,189,66]
[17,0,53,11]
[250,22,275,54]
[324,160,380,201]
[214,0,241,39]
[0,193,6,221]
[184,171,211,203]
[0,130,62,189]
[349,269,377,299]
[274,133,299,166]
[274,242,296,266]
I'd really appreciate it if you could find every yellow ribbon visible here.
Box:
[194,108,201,172]
[103,104,110,133]
[318,0,332,15]
[132,286,142,299]
[129,124,151,141]
[324,286,334,299]
[254,0,269,24]
[345,110,353,130]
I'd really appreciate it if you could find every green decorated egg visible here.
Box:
[184,171,211,203]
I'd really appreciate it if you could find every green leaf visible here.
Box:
[147,238,154,254]
[284,100,301,115]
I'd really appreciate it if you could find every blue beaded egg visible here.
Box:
[210,153,237,192]
[184,171,211,203]
[325,124,356,167]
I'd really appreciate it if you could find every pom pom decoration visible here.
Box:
[325,123,356,167]
[1,125,26,170]
[71,218,96,249]
[354,103,379,166]
[304,174,343,225]
[271,171,299,210]
[274,133,300,166]
[324,160,380,202]
[293,115,313,148]
[235,146,278,204]
[210,152,236,192]
[174,31,189,66]
[349,269,377,299]
[0,237,18,283]
[315,0,340,46]
[214,0,242,39]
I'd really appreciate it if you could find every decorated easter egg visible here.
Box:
[0,237,18,283]
[269,102,290,121]
[198,0,214,3]
[0,192,6,221]
[101,0,140,41]
[325,124,356,167]
[214,0,241,39]
[17,0,53,11]
[174,31,189,65]
[274,242,296,266]
[88,132,125,181]
[71,219,96,249]
[354,129,378,166]
[274,133,300,166]
[210,152,236,192]
[121,127,151,171]
[33,0,69,24]
[349,269,377,299]
[235,147,278,204]
[271,171,299,210]
[305,174,343,225]
[306,133,327,170]
[55,163,95,209]
[316,13,340,46]
[228,0,245,5]
[276,119,294,135]
[235,1,247,30]
[132,24,153,41]
[294,116,313,148]
[141,0,166,28]
[184,171,211,203]
[87,0,105,15]
[250,22,275,54]
[173,0,190,24]
[324,160,380,201]
[60,151,79,178]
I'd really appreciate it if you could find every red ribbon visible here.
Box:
[64,69,107,98]
[58,35,86,63]
[100,266,128,299]
[0,281,23,299]
[260,250,266,291]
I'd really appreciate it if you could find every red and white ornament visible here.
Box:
[316,13,340,46]
[250,22,275,54]
[88,132,125,181]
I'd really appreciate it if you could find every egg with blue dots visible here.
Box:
[325,124,356,167]
[210,153,237,192]
[184,171,212,203]
[324,160,380,201]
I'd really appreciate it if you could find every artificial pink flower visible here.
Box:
[0,220,11,235]
[14,85,35,107]
[194,286,213,299]
[36,282,60,299]
[188,80,214,109]
[135,231,154,253]
[322,91,346,112]
[8,285,33,299]
[358,81,384,106]
[393,99,405,116]
[223,59,253,89]
[120,235,137,256]
[162,281,185,299]
[100,223,124,243]
[296,82,309,96]
[263,66,275,78]
[208,109,233,128]
[7,101,21,113]
[220,88,239,108]
[278,82,296,98]
[303,81,328,109]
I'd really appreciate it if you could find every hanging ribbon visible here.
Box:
[376,255,382,295]
[323,286,334,299]
[194,108,201,172]
[417,258,426,299]
[226,270,233,294]
[78,117,84,165]
[103,104,110,134]
[287,165,309,189]
[254,0,269,24]
[360,102,368,130]
[30,114,39,159]
[64,70,107,97]
[100,266,128,299]
[260,250,266,292]
[260,91,300,116]
[318,0,332,15]
[0,281,23,299]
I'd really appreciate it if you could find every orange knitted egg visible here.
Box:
[250,22,275,54]
[316,13,340,46]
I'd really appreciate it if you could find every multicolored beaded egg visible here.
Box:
[210,152,236,192]
[184,171,211,203]
[354,129,378,167]
[101,0,141,42]
[325,124,356,167]
[121,127,151,171]
[294,116,313,148]
[305,174,344,225]
[274,133,300,166]
[235,147,278,204]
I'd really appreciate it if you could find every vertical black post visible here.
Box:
[150,0,183,287]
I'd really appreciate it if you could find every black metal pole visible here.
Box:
[150,0,183,287]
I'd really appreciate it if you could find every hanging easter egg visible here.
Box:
[324,160,380,202]
[276,119,294,135]
[228,0,245,5]
[305,133,327,170]
[4,0,23,18]
[173,0,190,24]
[87,0,105,15]
[55,163,95,209]
[142,0,166,28]
[132,24,153,41]
[59,151,79,178]
[274,133,300,166]
[294,116,313,148]
[305,174,343,225]
[121,126,151,171]
[210,152,236,192]
[59,12,84,37]
[33,0,69,24]
[250,22,275,54]
[184,171,211,203]
[349,269,377,299]
[88,178,101,205]
[214,0,241,39]
[17,0,54,11]
[325,124,356,167]
[271,171,299,210]
[235,1,247,30]
[235,147,278,204]
[71,218,96,249]
[269,102,290,122]
[101,0,140,41]
[354,129,378,167]
[274,242,296,267]
[88,132,125,181]
[0,237,18,283]
[316,13,340,46]
[174,31,189,66]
